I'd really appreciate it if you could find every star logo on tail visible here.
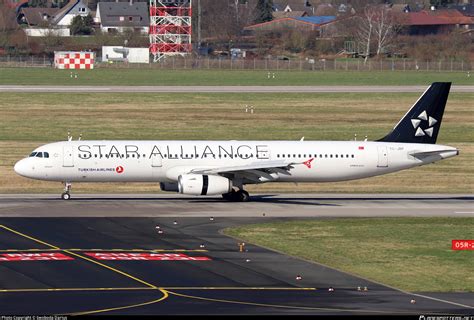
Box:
[411,110,437,137]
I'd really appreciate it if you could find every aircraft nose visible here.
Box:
[14,159,31,177]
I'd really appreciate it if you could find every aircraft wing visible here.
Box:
[189,160,299,182]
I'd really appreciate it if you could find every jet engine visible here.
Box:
[160,182,179,192]
[178,174,232,196]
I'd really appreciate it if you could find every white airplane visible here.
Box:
[14,82,458,201]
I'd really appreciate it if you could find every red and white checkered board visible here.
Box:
[56,53,94,70]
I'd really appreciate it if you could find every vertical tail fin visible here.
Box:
[378,82,451,144]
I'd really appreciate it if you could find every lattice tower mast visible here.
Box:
[149,0,192,63]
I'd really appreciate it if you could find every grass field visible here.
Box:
[0,92,472,193]
[0,68,473,86]
[224,218,474,292]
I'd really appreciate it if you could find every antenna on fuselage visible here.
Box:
[364,135,368,141]
[354,134,357,141]
[300,137,305,141]
[78,133,82,141]
[67,131,72,141]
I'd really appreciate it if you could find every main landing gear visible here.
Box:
[61,182,72,200]
[222,189,250,202]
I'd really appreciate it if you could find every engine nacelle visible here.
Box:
[160,182,179,192]
[178,174,232,196]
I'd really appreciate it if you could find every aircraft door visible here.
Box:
[377,146,388,167]
[63,145,74,167]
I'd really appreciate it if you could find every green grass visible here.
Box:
[0,68,473,86]
[224,218,474,292]
[0,92,472,193]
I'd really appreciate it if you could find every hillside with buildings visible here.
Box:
[0,0,472,62]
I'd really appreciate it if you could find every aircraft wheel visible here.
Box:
[61,192,71,200]
[222,190,237,201]
[238,190,250,202]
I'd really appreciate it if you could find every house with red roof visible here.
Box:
[399,9,474,35]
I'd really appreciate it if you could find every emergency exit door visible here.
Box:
[377,146,388,167]
[63,145,74,167]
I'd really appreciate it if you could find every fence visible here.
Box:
[0,55,472,72]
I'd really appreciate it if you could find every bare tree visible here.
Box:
[373,7,401,56]
[198,0,256,45]
[356,5,404,61]
[0,2,18,33]
[356,6,376,63]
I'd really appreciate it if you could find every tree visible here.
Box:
[356,6,376,63]
[372,7,400,56]
[196,0,255,45]
[356,6,402,61]
[429,0,454,7]
[70,14,93,35]
[28,0,48,7]
[41,28,64,57]
[255,0,273,24]
[0,2,18,33]
[0,2,21,50]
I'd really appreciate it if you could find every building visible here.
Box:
[273,0,315,16]
[399,9,474,35]
[244,16,336,33]
[18,0,90,36]
[50,0,90,26]
[95,1,149,34]
[18,7,60,27]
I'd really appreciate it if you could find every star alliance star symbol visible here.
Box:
[411,110,437,137]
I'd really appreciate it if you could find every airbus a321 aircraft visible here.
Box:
[14,82,458,202]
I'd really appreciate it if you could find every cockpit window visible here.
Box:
[29,151,49,158]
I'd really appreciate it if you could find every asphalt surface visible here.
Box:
[0,194,472,217]
[0,85,473,93]
[0,195,472,315]
[0,217,473,315]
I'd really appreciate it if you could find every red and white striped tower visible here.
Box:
[149,0,192,63]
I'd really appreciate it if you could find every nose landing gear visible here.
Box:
[61,182,72,200]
